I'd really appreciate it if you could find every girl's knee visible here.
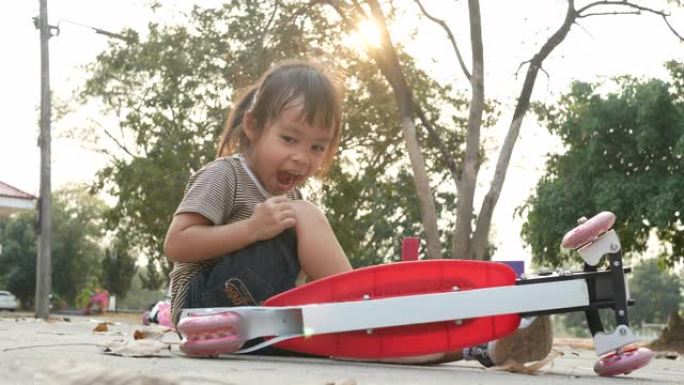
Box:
[290,200,332,233]
[290,200,326,220]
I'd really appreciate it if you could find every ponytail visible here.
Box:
[216,86,257,158]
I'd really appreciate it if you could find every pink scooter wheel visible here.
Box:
[181,333,245,357]
[177,311,242,335]
[142,311,151,326]
[593,347,655,377]
[561,211,616,249]
[156,302,173,328]
[177,311,245,357]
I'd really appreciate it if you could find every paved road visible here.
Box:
[1,312,682,385]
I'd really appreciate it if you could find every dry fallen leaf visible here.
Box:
[133,330,145,340]
[103,339,170,357]
[93,322,109,333]
[133,325,174,340]
[489,349,563,374]
[655,351,680,360]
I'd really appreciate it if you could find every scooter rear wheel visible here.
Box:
[178,311,245,357]
[593,347,655,376]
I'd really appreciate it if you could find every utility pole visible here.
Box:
[31,3,127,320]
[35,0,53,319]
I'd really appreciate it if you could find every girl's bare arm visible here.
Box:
[164,196,295,262]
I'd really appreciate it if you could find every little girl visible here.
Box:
[164,60,353,327]
[164,59,551,367]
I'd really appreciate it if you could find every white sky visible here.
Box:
[1,1,682,264]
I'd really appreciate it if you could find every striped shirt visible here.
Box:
[169,155,302,324]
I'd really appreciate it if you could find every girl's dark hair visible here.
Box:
[216,86,257,157]
[216,59,343,177]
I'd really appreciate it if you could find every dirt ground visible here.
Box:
[1,310,682,385]
[6,309,683,352]
[90,310,143,324]
[91,311,684,354]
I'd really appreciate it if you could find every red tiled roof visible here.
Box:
[0,181,36,200]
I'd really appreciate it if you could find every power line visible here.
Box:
[56,19,131,42]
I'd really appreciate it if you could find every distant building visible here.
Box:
[0,181,36,255]
[0,181,36,217]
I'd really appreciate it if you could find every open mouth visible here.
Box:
[276,170,301,188]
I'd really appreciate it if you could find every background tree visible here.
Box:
[76,1,683,279]
[0,212,37,308]
[117,268,167,311]
[628,258,682,326]
[0,185,107,307]
[520,62,684,268]
[101,239,138,308]
[47,185,107,304]
[76,2,469,279]
[334,0,684,260]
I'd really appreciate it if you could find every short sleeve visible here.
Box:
[175,159,237,225]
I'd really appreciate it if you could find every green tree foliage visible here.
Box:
[77,2,469,279]
[0,185,107,307]
[47,186,106,304]
[628,258,682,325]
[0,212,37,308]
[117,269,167,311]
[101,240,138,304]
[520,62,684,268]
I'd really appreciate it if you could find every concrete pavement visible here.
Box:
[0,312,682,385]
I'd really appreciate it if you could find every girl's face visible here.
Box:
[243,105,332,195]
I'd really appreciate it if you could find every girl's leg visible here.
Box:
[291,201,352,280]
[179,230,301,312]
[290,201,463,364]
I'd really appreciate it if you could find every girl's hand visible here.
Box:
[248,195,296,241]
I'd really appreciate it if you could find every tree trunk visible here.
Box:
[399,115,442,259]
[469,1,575,259]
[452,0,485,260]
[367,0,442,259]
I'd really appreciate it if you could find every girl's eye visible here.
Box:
[312,144,326,153]
[281,136,296,143]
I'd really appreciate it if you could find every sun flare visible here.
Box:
[356,19,382,49]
